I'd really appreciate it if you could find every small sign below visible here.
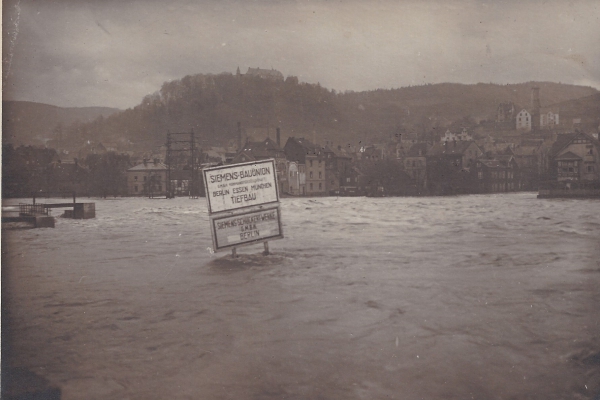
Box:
[210,206,283,251]
[203,159,279,214]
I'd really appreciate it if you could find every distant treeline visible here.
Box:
[2,144,131,198]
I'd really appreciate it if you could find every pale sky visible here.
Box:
[3,0,600,109]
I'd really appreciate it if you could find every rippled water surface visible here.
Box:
[3,193,599,399]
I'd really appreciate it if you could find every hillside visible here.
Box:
[2,101,121,146]
[546,93,600,131]
[3,76,598,153]
[337,82,598,139]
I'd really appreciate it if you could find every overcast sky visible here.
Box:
[3,0,600,109]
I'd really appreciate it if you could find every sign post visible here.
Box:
[203,159,283,256]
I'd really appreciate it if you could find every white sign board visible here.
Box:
[210,206,283,251]
[203,159,279,214]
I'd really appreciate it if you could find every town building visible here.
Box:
[169,170,192,197]
[127,159,168,196]
[496,102,517,123]
[284,137,326,195]
[428,140,483,169]
[231,134,288,194]
[426,141,484,195]
[516,109,532,131]
[286,161,306,196]
[359,145,385,162]
[472,155,519,193]
[331,145,355,194]
[404,143,429,191]
[441,128,473,142]
[510,138,558,189]
[548,132,600,182]
[540,109,560,128]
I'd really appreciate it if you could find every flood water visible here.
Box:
[2,193,599,399]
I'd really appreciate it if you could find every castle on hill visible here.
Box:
[236,66,284,81]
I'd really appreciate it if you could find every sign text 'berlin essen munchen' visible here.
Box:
[203,160,279,214]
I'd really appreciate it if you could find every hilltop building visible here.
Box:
[244,67,284,81]
[509,87,560,132]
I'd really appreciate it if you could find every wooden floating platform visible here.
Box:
[538,189,600,199]
[54,203,96,219]
[1,201,94,228]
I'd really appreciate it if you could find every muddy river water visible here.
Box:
[2,193,599,399]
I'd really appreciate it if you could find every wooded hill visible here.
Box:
[4,73,598,154]
[2,101,120,146]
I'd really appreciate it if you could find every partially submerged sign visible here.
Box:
[203,159,284,254]
[203,159,279,214]
[210,206,283,251]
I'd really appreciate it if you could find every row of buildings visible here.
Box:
[496,87,560,131]
[126,126,600,197]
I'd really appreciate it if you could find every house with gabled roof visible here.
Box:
[512,140,546,189]
[425,141,483,195]
[472,154,520,193]
[404,143,429,191]
[232,137,288,194]
[516,109,532,131]
[548,132,600,182]
[127,159,167,196]
[428,140,483,169]
[284,137,330,195]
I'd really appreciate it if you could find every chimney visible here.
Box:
[531,86,541,112]
[531,86,541,129]
[276,127,281,147]
[143,158,147,166]
[237,122,242,150]
[153,158,159,165]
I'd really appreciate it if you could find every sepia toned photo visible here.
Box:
[2,1,599,399]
